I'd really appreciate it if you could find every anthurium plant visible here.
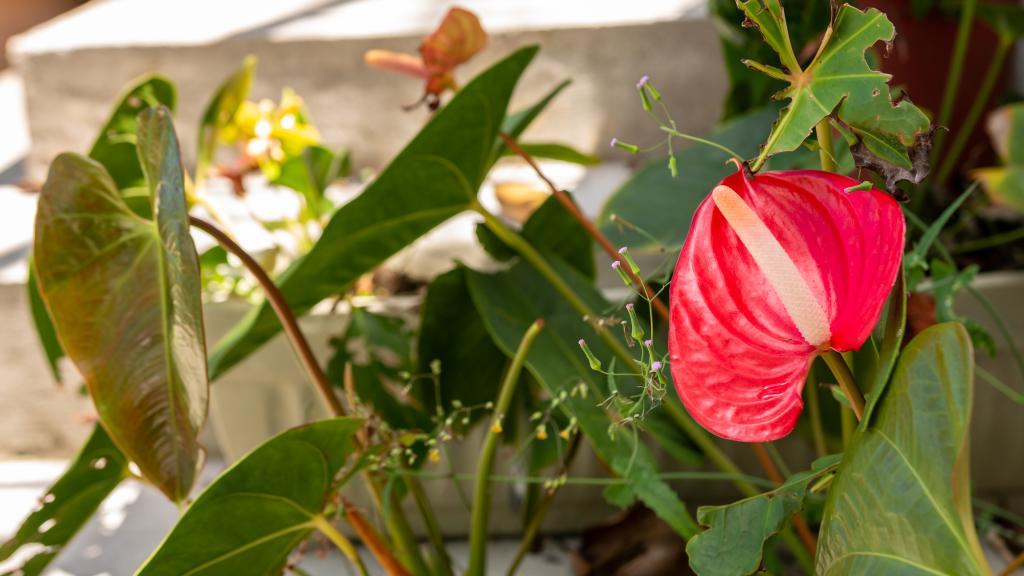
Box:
[6,3,1024,576]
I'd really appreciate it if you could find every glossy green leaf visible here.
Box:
[742,2,929,170]
[687,455,840,576]
[26,260,63,383]
[477,193,595,278]
[860,272,906,425]
[87,74,177,201]
[195,56,255,187]
[816,323,988,575]
[597,106,778,251]
[208,46,540,379]
[492,79,571,163]
[34,107,208,502]
[0,425,128,576]
[416,268,509,419]
[466,260,699,538]
[136,418,363,575]
[502,142,600,165]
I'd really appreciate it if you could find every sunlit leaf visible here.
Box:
[741,2,929,171]
[34,107,208,502]
[816,323,988,575]
[0,425,128,576]
[26,260,63,383]
[196,56,255,186]
[272,144,349,218]
[208,46,540,379]
[502,142,600,165]
[136,418,363,575]
[88,75,177,196]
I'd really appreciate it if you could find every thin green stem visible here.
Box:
[367,477,430,576]
[815,119,837,173]
[966,285,1024,384]
[805,377,828,459]
[929,0,978,172]
[660,126,744,160]
[765,443,792,479]
[952,226,1024,255]
[401,470,775,489]
[840,407,855,449]
[935,35,1011,186]
[406,475,454,576]
[662,402,758,497]
[822,351,864,421]
[468,320,545,576]
[312,515,369,576]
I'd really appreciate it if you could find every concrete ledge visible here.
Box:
[9,0,727,178]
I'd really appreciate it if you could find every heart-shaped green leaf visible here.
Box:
[816,323,989,575]
[34,107,208,502]
[136,418,363,575]
[0,425,128,576]
[208,46,540,379]
[740,2,929,171]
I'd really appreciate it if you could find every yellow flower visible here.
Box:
[428,448,441,463]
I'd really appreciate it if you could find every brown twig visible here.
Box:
[189,216,346,417]
[753,444,818,556]
[343,498,412,576]
[1001,551,1024,576]
[498,132,671,321]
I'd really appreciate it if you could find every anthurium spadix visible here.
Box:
[668,169,904,442]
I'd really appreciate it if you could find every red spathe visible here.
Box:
[668,169,904,442]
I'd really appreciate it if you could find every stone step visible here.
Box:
[9,0,726,178]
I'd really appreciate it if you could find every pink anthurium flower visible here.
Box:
[668,169,904,442]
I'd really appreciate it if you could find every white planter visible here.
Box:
[202,297,619,536]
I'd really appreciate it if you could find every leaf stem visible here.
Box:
[467,319,545,576]
[188,216,346,417]
[935,34,1011,186]
[405,476,454,576]
[805,378,828,459]
[815,120,837,173]
[999,550,1024,576]
[658,126,745,162]
[929,0,978,171]
[311,514,370,576]
[497,132,670,321]
[952,226,1024,255]
[822,351,864,421]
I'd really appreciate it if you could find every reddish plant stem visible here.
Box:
[343,498,412,576]
[753,444,818,555]
[189,216,346,417]
[1001,550,1024,576]
[498,132,671,321]
[191,216,422,574]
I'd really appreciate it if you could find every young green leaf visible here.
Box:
[741,2,929,172]
[0,425,128,576]
[87,74,177,201]
[271,144,349,218]
[816,323,989,575]
[208,46,541,379]
[195,56,255,187]
[136,418,363,575]
[34,107,208,502]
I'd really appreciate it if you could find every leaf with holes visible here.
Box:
[0,425,128,576]
[687,455,839,576]
[741,2,929,171]
[816,323,988,575]
[34,107,207,502]
[136,418,362,575]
